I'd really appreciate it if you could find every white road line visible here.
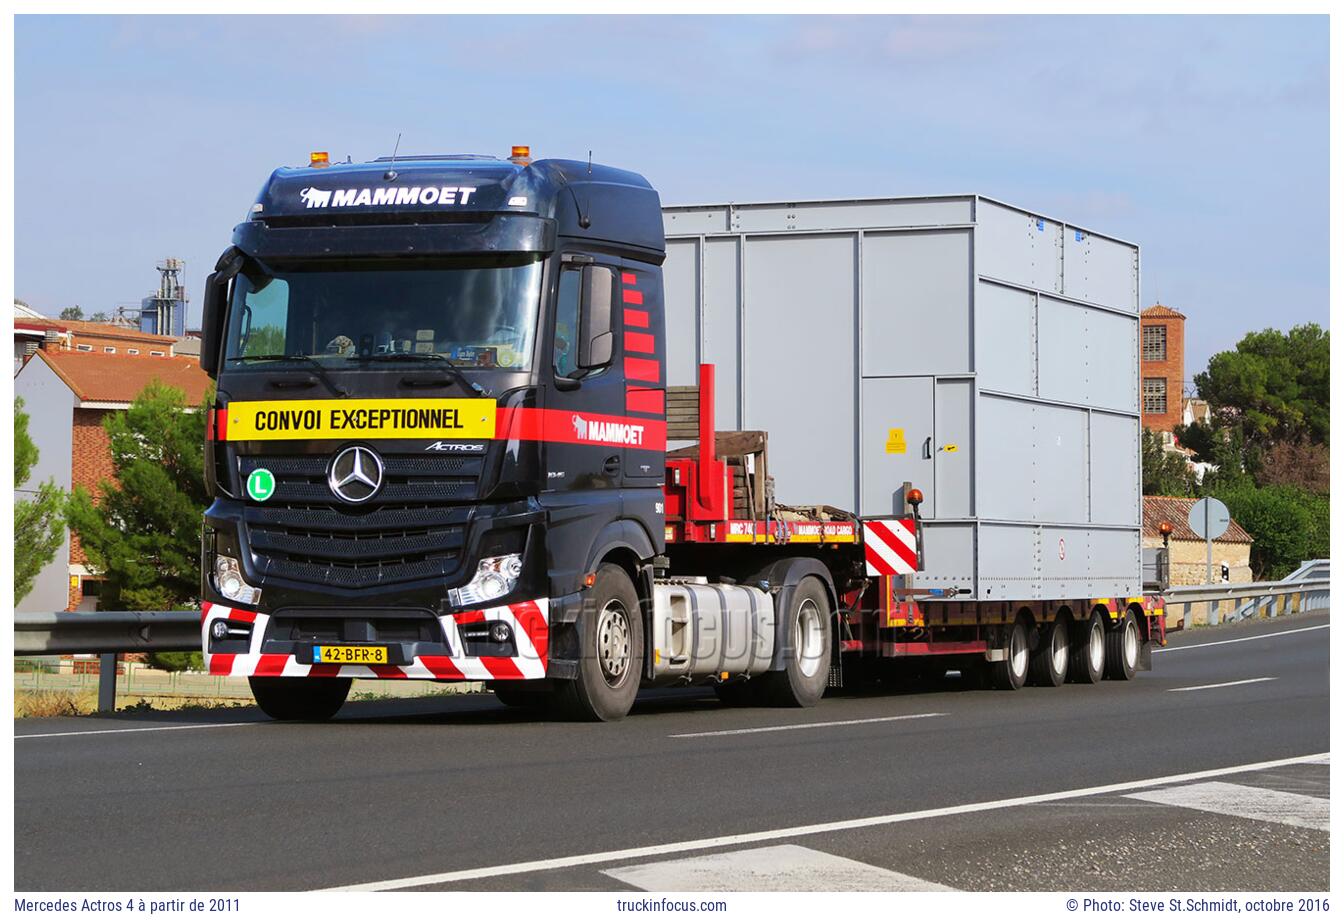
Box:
[323,751,1328,891]
[670,712,945,739]
[1167,677,1278,693]
[1128,781,1330,832]
[1154,623,1328,653]
[15,721,259,740]
[603,843,956,892]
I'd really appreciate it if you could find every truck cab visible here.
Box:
[199,149,671,720]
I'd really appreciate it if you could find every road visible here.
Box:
[14,612,1329,892]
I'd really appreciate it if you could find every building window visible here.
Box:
[127,348,139,355]
[76,344,93,352]
[103,346,116,354]
[150,350,165,357]
[1142,324,1167,362]
[1143,377,1167,414]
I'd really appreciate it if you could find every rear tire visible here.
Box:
[1069,611,1106,684]
[249,676,351,721]
[551,563,644,722]
[1029,614,1070,687]
[989,617,1030,690]
[757,577,833,707]
[1105,611,1141,681]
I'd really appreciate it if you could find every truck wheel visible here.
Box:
[551,563,644,722]
[248,677,351,721]
[989,617,1030,690]
[1029,614,1069,687]
[1069,611,1106,684]
[490,680,549,709]
[759,577,833,707]
[1105,611,1141,681]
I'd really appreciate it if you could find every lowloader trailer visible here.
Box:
[198,147,1166,722]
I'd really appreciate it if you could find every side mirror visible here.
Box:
[577,265,614,370]
[200,248,245,378]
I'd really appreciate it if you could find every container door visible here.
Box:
[860,377,933,517]
[934,379,973,518]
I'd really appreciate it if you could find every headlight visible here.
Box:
[447,554,523,607]
[214,554,261,606]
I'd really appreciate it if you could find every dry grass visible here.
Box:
[14,690,98,718]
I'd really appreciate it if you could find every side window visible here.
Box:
[553,268,582,378]
[238,278,290,357]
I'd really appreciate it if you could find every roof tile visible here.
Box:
[31,348,212,405]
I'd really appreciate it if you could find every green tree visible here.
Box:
[1195,324,1329,448]
[1141,427,1195,496]
[14,398,67,604]
[58,306,84,320]
[66,381,211,610]
[1214,483,1329,580]
[89,311,110,323]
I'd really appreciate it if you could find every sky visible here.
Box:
[14,14,1329,382]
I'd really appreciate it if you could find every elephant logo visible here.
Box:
[300,187,332,209]
[571,414,588,441]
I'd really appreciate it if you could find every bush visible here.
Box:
[146,651,204,673]
[1213,483,1329,580]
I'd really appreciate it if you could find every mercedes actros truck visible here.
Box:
[198,146,1165,721]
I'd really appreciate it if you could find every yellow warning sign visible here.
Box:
[885,428,907,454]
[225,398,496,441]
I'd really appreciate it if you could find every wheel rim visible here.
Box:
[596,600,632,688]
[1124,619,1139,668]
[1010,625,1029,678]
[796,598,824,679]
[1088,619,1105,671]
[1051,623,1069,675]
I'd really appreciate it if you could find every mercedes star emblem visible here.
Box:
[328,445,384,504]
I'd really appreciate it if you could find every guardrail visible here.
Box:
[1164,574,1331,630]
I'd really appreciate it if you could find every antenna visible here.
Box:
[385,133,402,180]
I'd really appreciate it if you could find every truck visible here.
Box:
[197,146,1167,722]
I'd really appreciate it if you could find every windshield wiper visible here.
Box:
[233,354,349,397]
[358,352,489,396]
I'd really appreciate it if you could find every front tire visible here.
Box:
[989,617,1030,690]
[249,676,351,721]
[551,564,644,722]
[1069,611,1106,684]
[1105,611,1141,681]
[758,577,833,707]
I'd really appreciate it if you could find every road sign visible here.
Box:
[1188,497,1230,540]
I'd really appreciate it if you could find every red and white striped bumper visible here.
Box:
[200,598,549,681]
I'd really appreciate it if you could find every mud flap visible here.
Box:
[1138,640,1153,672]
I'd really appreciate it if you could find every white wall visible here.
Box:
[14,355,75,613]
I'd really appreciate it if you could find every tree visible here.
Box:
[58,306,84,320]
[1257,438,1329,494]
[14,399,67,604]
[89,311,110,323]
[1214,483,1329,580]
[1195,324,1329,448]
[1141,428,1195,496]
[66,381,211,611]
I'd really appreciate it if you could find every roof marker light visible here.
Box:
[310,151,330,168]
[509,145,531,165]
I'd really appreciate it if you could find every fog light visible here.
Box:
[213,554,261,606]
[489,622,512,644]
[211,620,230,641]
[447,554,523,607]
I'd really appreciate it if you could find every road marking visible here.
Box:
[1128,781,1329,832]
[15,721,259,740]
[1167,677,1277,693]
[670,712,945,739]
[323,751,1328,891]
[603,844,955,892]
[1154,623,1327,653]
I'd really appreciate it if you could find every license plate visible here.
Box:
[313,645,389,665]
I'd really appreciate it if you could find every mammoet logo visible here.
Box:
[571,415,588,440]
[299,185,477,209]
[570,413,645,446]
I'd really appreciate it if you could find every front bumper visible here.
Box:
[201,597,549,681]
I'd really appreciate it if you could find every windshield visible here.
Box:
[224,256,543,370]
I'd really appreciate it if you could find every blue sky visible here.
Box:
[15,14,1329,382]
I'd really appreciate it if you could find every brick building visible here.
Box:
[13,315,179,368]
[1142,495,1252,585]
[13,347,211,611]
[1139,304,1186,432]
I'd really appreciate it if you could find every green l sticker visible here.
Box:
[246,468,276,502]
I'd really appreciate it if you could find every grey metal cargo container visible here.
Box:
[661,195,1141,601]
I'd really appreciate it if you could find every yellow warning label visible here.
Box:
[941,443,959,453]
[225,398,496,441]
[885,428,907,454]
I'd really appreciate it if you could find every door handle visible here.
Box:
[922,436,932,460]
[603,455,621,475]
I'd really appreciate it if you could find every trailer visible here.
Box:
[197,150,1164,723]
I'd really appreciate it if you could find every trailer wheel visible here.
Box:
[989,617,1030,690]
[1029,614,1070,687]
[759,577,832,707]
[551,563,643,722]
[248,677,351,721]
[1069,611,1106,684]
[1105,611,1141,681]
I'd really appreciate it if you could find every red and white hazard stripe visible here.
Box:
[862,519,919,576]
[201,598,549,681]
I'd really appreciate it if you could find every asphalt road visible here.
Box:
[14,611,1329,892]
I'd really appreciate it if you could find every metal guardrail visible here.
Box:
[1229,559,1330,622]
[1164,572,1331,629]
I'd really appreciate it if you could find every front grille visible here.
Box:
[239,453,484,588]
